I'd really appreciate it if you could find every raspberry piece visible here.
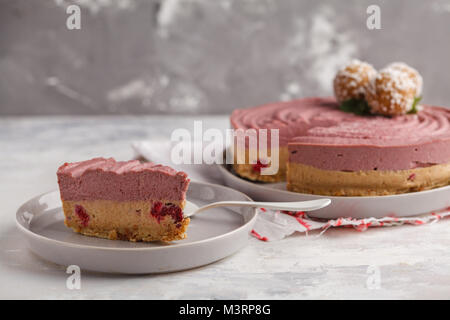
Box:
[150,202,183,223]
[252,160,269,173]
[151,201,163,215]
[161,204,183,223]
[74,205,89,227]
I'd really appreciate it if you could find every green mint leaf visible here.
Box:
[407,96,422,114]
[339,99,372,116]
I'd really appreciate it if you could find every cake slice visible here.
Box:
[57,157,190,242]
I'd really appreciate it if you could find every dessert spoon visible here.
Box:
[184,198,331,217]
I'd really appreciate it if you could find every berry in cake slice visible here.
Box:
[57,157,190,242]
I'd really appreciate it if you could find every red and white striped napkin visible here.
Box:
[132,140,450,242]
[251,207,450,241]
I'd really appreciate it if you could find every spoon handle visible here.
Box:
[191,199,331,216]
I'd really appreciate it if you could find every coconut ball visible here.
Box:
[386,62,423,97]
[333,59,377,103]
[366,67,417,116]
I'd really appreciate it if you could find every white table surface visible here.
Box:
[1,115,450,300]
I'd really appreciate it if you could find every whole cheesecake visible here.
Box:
[230,97,450,196]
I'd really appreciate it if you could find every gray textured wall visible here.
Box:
[1,0,450,115]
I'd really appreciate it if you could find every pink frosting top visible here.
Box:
[231,97,450,171]
[57,158,190,201]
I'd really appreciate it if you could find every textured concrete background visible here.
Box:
[1,0,450,115]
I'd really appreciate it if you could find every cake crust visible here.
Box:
[287,162,450,196]
[62,199,189,242]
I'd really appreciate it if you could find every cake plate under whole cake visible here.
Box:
[218,163,450,219]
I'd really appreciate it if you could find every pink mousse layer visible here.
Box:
[57,158,190,201]
[230,97,450,171]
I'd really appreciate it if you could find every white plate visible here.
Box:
[218,164,450,219]
[16,181,257,274]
